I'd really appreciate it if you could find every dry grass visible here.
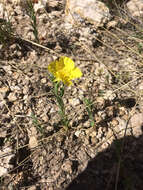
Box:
[0,0,143,189]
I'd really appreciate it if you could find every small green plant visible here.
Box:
[48,56,82,129]
[31,113,44,135]
[0,176,4,187]
[25,0,39,43]
[83,98,95,127]
[137,42,143,54]
[53,80,69,128]
[98,89,105,97]
[131,31,143,54]
[0,18,13,45]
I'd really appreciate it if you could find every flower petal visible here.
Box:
[70,68,83,79]
[48,56,82,86]
[62,57,75,70]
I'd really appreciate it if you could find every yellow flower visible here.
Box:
[48,56,82,86]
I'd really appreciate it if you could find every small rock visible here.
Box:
[129,113,143,136]
[41,114,48,122]
[0,3,8,18]
[10,85,21,91]
[126,0,143,18]
[83,120,90,128]
[138,82,143,90]
[84,137,90,145]
[61,160,72,173]
[104,90,116,100]
[23,86,29,95]
[27,185,36,190]
[29,136,38,149]
[118,107,126,116]
[0,99,6,109]
[0,130,7,138]
[64,0,110,29]
[85,127,97,137]
[8,92,17,101]
[69,98,80,106]
[90,131,97,137]
[91,136,98,144]
[3,65,12,74]
[41,78,47,84]
[0,147,14,177]
[0,3,4,18]
[0,86,9,97]
[111,119,119,127]
[50,107,56,113]
[115,117,129,136]
[33,0,47,12]
[107,20,118,29]
[96,97,104,105]
[106,128,114,139]
[75,130,81,137]
[12,72,20,79]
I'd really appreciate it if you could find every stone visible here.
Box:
[0,86,9,98]
[64,0,111,29]
[0,147,14,177]
[68,98,80,106]
[8,92,17,102]
[111,119,119,127]
[104,90,116,101]
[29,136,38,149]
[129,113,143,137]
[126,0,143,18]
[61,160,72,173]
[3,65,12,75]
[107,20,118,29]
[0,3,4,18]
[33,0,47,12]
[74,130,81,137]
[41,78,47,84]
[27,186,36,190]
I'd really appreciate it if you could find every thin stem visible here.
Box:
[54,82,69,128]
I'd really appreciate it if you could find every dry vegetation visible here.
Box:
[0,0,143,189]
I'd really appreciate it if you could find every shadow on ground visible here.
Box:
[66,130,143,190]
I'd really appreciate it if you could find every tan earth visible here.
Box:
[0,0,143,189]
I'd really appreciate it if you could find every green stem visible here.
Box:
[54,82,69,128]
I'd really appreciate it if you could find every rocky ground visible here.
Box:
[0,0,143,190]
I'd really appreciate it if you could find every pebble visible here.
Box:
[0,99,6,109]
[75,130,81,137]
[23,86,29,94]
[29,136,38,149]
[41,78,47,84]
[64,0,110,29]
[104,90,116,100]
[91,136,98,144]
[111,119,119,127]
[115,117,127,133]
[23,94,28,100]
[8,92,17,102]
[127,0,143,17]
[107,20,118,29]
[96,97,104,105]
[10,85,21,91]
[3,66,12,74]
[0,147,14,177]
[61,160,72,174]
[106,128,114,139]
[0,86,9,95]
[13,72,20,79]
[69,98,80,106]
[27,186,36,190]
